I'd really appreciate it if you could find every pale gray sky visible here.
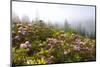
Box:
[12,1,95,24]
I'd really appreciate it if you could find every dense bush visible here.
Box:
[12,21,96,65]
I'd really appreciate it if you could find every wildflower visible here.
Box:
[18,27,23,31]
[47,38,53,44]
[77,39,81,46]
[24,26,28,29]
[23,28,27,31]
[53,38,58,44]
[47,43,53,49]
[18,27,27,35]
[22,31,26,35]
[18,30,21,34]
[22,30,27,35]
[25,41,30,45]
[76,39,81,51]
[20,43,27,49]
[48,43,51,46]
[14,35,20,40]
[77,45,80,51]
[25,41,32,48]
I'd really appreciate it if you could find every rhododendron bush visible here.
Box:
[12,21,96,65]
[12,1,96,66]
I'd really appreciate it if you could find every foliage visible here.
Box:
[12,20,96,65]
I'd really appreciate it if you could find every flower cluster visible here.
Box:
[75,39,81,51]
[20,41,31,50]
[18,26,28,35]
[47,32,66,48]
[14,35,20,40]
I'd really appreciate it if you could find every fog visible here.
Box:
[12,1,95,37]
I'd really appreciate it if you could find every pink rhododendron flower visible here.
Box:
[18,27,23,31]
[76,39,81,51]
[18,30,21,33]
[25,41,30,45]
[20,43,27,49]
[14,35,20,40]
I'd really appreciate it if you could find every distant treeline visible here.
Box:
[12,15,96,39]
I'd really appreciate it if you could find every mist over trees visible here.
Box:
[12,12,95,39]
[12,12,20,23]
[21,15,30,23]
